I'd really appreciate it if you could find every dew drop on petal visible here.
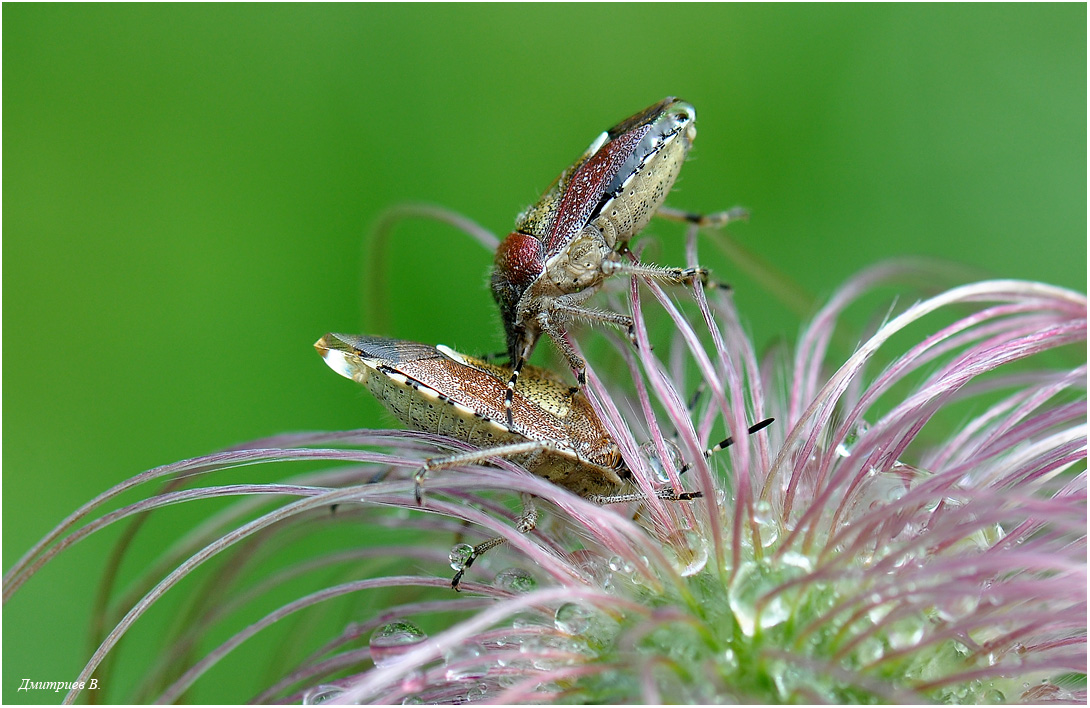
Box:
[754,500,780,548]
[370,620,428,667]
[302,685,344,704]
[400,668,426,693]
[856,637,884,664]
[936,592,979,622]
[554,602,593,635]
[666,530,709,576]
[778,550,812,573]
[887,617,925,650]
[608,554,635,574]
[466,682,489,701]
[493,567,536,593]
[727,561,761,636]
[444,642,486,680]
[638,440,683,482]
[449,543,474,571]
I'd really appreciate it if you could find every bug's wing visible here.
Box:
[543,123,651,256]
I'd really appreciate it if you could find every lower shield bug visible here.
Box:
[316,333,772,588]
[491,97,747,424]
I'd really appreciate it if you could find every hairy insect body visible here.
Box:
[316,333,626,497]
[492,98,696,367]
[489,98,731,425]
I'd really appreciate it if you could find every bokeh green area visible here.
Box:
[4,4,1084,704]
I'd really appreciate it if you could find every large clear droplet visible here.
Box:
[554,602,593,635]
[369,620,428,667]
[608,555,636,575]
[444,642,486,680]
[302,685,344,704]
[754,499,780,548]
[449,543,474,571]
[638,439,683,483]
[493,567,536,593]
[666,530,709,576]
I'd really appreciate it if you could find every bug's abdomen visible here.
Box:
[365,367,523,449]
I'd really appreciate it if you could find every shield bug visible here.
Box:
[315,332,772,587]
[492,97,746,423]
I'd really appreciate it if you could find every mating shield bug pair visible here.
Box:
[491,97,746,423]
[317,99,757,586]
[316,333,772,588]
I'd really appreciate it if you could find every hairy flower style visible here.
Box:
[5,253,1085,704]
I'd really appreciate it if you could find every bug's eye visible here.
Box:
[666,101,696,125]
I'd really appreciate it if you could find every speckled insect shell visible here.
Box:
[315,334,627,497]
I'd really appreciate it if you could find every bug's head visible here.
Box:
[491,232,546,359]
[315,333,376,385]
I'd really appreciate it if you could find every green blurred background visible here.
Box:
[4,4,1085,703]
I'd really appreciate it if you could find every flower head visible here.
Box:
[5,250,1085,704]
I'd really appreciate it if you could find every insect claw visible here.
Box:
[450,551,479,591]
[413,469,426,505]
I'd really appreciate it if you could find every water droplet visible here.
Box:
[722,647,738,671]
[449,543,474,571]
[444,642,486,680]
[754,500,780,548]
[887,617,925,650]
[400,668,426,693]
[638,439,683,482]
[466,682,489,701]
[493,567,536,593]
[983,689,1005,704]
[936,593,979,622]
[867,602,891,624]
[607,555,635,574]
[302,685,344,704]
[778,550,812,573]
[856,636,884,664]
[370,621,428,667]
[665,530,709,576]
[554,602,593,634]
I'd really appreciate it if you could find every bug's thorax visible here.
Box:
[490,99,697,365]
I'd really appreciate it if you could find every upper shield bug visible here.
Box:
[491,97,746,424]
[315,332,772,588]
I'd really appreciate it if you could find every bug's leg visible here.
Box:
[450,536,507,591]
[655,205,750,228]
[504,334,541,426]
[607,259,713,286]
[585,487,705,505]
[595,418,776,507]
[504,357,526,427]
[547,302,637,362]
[478,350,511,364]
[685,381,707,416]
[515,493,538,533]
[452,494,538,590]
[413,440,559,505]
[676,418,775,475]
